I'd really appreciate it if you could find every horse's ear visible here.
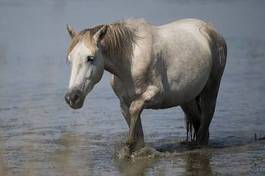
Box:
[93,25,108,43]
[67,24,77,38]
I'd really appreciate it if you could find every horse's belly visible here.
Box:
[146,77,208,109]
[162,80,207,108]
[146,57,211,109]
[146,82,207,109]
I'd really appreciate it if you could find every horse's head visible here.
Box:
[65,25,108,109]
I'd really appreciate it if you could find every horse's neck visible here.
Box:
[102,21,137,80]
[104,55,131,80]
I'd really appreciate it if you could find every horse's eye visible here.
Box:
[86,56,94,63]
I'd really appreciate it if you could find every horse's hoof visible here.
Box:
[196,138,209,146]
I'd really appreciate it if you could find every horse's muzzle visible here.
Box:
[65,89,84,109]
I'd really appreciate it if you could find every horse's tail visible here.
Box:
[200,22,227,74]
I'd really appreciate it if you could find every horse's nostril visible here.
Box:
[65,90,83,107]
[72,94,80,103]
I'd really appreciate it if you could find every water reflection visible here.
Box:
[182,151,213,176]
[115,158,155,176]
[48,133,93,176]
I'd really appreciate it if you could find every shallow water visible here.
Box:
[0,0,265,175]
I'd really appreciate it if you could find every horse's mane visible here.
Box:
[97,22,137,58]
[68,21,138,59]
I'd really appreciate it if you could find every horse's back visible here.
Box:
[157,18,213,49]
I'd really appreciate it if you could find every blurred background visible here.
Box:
[0,0,265,175]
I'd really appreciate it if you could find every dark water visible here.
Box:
[0,0,265,175]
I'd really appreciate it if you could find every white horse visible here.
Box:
[65,18,227,153]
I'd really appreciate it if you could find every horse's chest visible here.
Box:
[111,77,142,105]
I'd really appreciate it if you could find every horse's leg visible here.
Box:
[120,102,131,126]
[117,101,144,158]
[181,99,201,142]
[111,75,131,126]
[126,86,159,152]
[121,101,145,148]
[126,99,145,152]
[196,77,222,145]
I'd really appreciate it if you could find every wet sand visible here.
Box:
[0,0,265,175]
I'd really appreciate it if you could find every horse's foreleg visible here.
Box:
[127,99,145,152]
[121,101,144,151]
[118,101,144,158]
[126,86,159,152]
[120,102,131,126]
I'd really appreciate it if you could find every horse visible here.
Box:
[64,18,227,154]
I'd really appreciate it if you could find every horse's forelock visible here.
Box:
[67,34,83,56]
[67,31,93,56]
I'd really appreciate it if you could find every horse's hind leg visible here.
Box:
[181,99,201,142]
[196,30,227,145]
[196,76,222,145]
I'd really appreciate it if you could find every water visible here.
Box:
[0,0,265,175]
